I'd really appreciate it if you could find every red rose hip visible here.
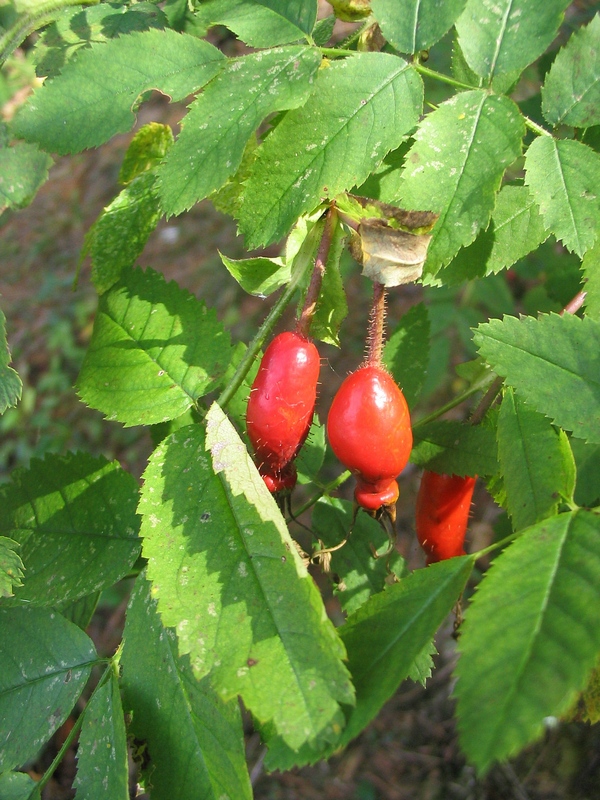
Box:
[415,471,476,564]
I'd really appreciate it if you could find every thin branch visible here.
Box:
[297,206,337,338]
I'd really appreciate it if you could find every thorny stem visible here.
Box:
[560,289,587,315]
[0,0,99,65]
[296,207,337,338]
[367,281,386,367]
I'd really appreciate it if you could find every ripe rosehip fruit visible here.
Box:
[327,365,412,514]
[415,471,476,564]
[246,331,320,491]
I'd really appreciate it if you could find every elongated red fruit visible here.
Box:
[327,365,412,514]
[415,471,476,564]
[246,331,320,491]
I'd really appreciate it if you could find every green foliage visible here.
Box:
[455,511,600,772]
[121,576,252,800]
[3,1,600,790]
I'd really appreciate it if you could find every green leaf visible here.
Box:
[119,121,174,185]
[383,302,430,409]
[455,510,600,773]
[13,30,225,154]
[0,308,22,414]
[0,140,52,212]
[295,415,326,484]
[0,606,97,772]
[121,575,252,800]
[524,136,600,258]
[570,437,600,507]
[159,46,321,215]
[74,672,128,800]
[397,91,524,278]
[0,771,39,800]
[77,267,232,427]
[497,388,576,531]
[411,420,498,477]
[218,253,290,297]
[0,537,24,598]
[195,0,317,47]
[33,1,167,79]
[139,407,354,751]
[484,185,549,275]
[354,141,411,204]
[541,14,600,128]
[371,0,467,53]
[308,217,348,345]
[55,591,100,631]
[0,452,141,607]
[450,35,521,94]
[312,497,405,615]
[582,239,600,321]
[474,313,600,444]
[339,556,473,744]
[85,171,163,295]
[219,342,260,435]
[456,0,570,83]
[239,52,423,248]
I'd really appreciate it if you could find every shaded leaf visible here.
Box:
[0,308,22,414]
[13,30,225,154]
[159,46,321,215]
[74,672,128,800]
[570,437,600,508]
[195,0,317,47]
[0,537,24,598]
[121,575,252,800]
[474,313,600,444]
[383,302,430,409]
[397,91,524,277]
[524,136,600,257]
[372,0,467,53]
[296,415,326,484]
[0,452,140,607]
[77,267,232,427]
[455,511,600,773]
[0,140,52,212]
[484,185,549,275]
[582,240,600,321]
[56,591,101,631]
[0,771,39,800]
[119,121,174,185]
[239,53,423,248]
[411,420,498,477]
[219,253,290,297]
[456,0,570,83]
[497,388,576,531]
[308,217,348,345]
[0,607,97,772]
[139,408,354,751]
[542,14,600,128]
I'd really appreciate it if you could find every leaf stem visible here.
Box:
[413,381,490,429]
[30,658,112,798]
[412,63,476,92]
[522,114,552,137]
[469,375,504,426]
[291,470,352,518]
[0,0,99,66]
[367,281,386,367]
[297,207,337,338]
[216,220,323,410]
[319,46,359,58]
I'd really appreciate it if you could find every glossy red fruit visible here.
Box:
[415,471,476,564]
[327,365,412,513]
[246,331,320,491]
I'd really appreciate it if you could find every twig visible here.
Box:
[296,207,337,338]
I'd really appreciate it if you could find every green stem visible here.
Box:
[0,0,99,65]
[474,530,519,560]
[291,470,352,519]
[412,63,477,92]
[216,220,324,410]
[522,114,552,137]
[30,658,112,798]
[413,382,489,430]
[319,46,360,58]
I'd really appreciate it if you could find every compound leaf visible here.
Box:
[542,14,600,128]
[77,267,232,427]
[139,407,354,751]
[13,30,225,154]
[371,0,467,53]
[159,46,321,215]
[121,575,252,800]
[484,184,549,275]
[0,607,97,772]
[411,420,498,477]
[524,136,600,257]
[74,671,129,800]
[474,314,600,444]
[195,0,317,47]
[497,388,576,531]
[397,90,524,278]
[0,308,22,414]
[455,511,600,773]
[339,556,473,744]
[239,52,423,248]
[456,0,570,83]
[0,452,140,607]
